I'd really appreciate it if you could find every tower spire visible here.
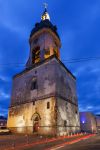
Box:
[41,3,50,21]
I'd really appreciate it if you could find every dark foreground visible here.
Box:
[24,134,100,150]
[0,134,99,150]
[59,134,100,150]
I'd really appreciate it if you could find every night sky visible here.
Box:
[0,0,100,117]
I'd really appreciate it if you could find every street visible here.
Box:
[0,134,99,150]
[23,135,100,150]
[50,135,100,150]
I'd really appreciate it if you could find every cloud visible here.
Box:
[0,0,100,116]
[0,17,28,38]
[79,104,100,113]
[0,107,8,117]
[0,75,10,82]
[73,61,100,78]
[81,105,93,111]
[0,90,10,99]
[0,0,30,38]
[61,30,77,59]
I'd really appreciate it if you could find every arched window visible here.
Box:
[34,116,39,121]
[44,48,50,59]
[47,102,50,109]
[53,47,58,57]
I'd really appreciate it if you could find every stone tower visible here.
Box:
[7,7,80,136]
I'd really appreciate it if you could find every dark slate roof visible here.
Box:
[30,19,60,40]
[13,55,76,80]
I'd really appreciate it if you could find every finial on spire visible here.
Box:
[41,3,50,21]
[43,2,48,9]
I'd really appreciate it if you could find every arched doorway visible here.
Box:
[31,113,41,133]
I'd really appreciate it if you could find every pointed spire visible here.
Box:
[41,3,50,21]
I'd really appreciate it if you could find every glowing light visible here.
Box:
[41,12,50,21]
[41,3,50,21]
[82,121,85,124]
[16,116,25,133]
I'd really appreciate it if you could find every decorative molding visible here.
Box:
[9,93,78,108]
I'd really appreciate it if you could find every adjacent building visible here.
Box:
[80,112,97,133]
[7,7,80,136]
[0,116,7,129]
[95,115,100,133]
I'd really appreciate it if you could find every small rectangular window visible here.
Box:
[33,101,35,105]
[31,80,37,90]
[64,120,67,127]
[47,102,50,109]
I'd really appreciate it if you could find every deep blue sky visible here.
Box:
[0,0,100,116]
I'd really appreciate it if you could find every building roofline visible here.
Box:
[13,55,76,80]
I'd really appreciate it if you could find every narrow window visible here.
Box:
[31,80,37,90]
[35,70,37,74]
[32,46,40,63]
[64,120,67,127]
[33,101,35,105]
[53,47,58,57]
[66,102,68,109]
[47,102,50,109]
[44,48,50,59]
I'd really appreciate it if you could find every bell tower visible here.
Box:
[7,5,80,135]
[26,6,61,68]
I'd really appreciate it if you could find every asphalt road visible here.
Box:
[0,134,99,150]
[59,134,100,150]
[23,135,100,150]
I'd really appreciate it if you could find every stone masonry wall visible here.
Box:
[53,60,80,135]
[56,98,80,136]
[11,59,56,106]
[8,57,80,135]
[7,97,56,135]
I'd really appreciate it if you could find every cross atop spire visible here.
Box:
[41,3,50,21]
[43,3,48,9]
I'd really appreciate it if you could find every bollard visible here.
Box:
[40,135,43,139]
[26,135,29,144]
[12,142,15,149]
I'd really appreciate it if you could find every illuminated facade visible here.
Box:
[7,7,80,135]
